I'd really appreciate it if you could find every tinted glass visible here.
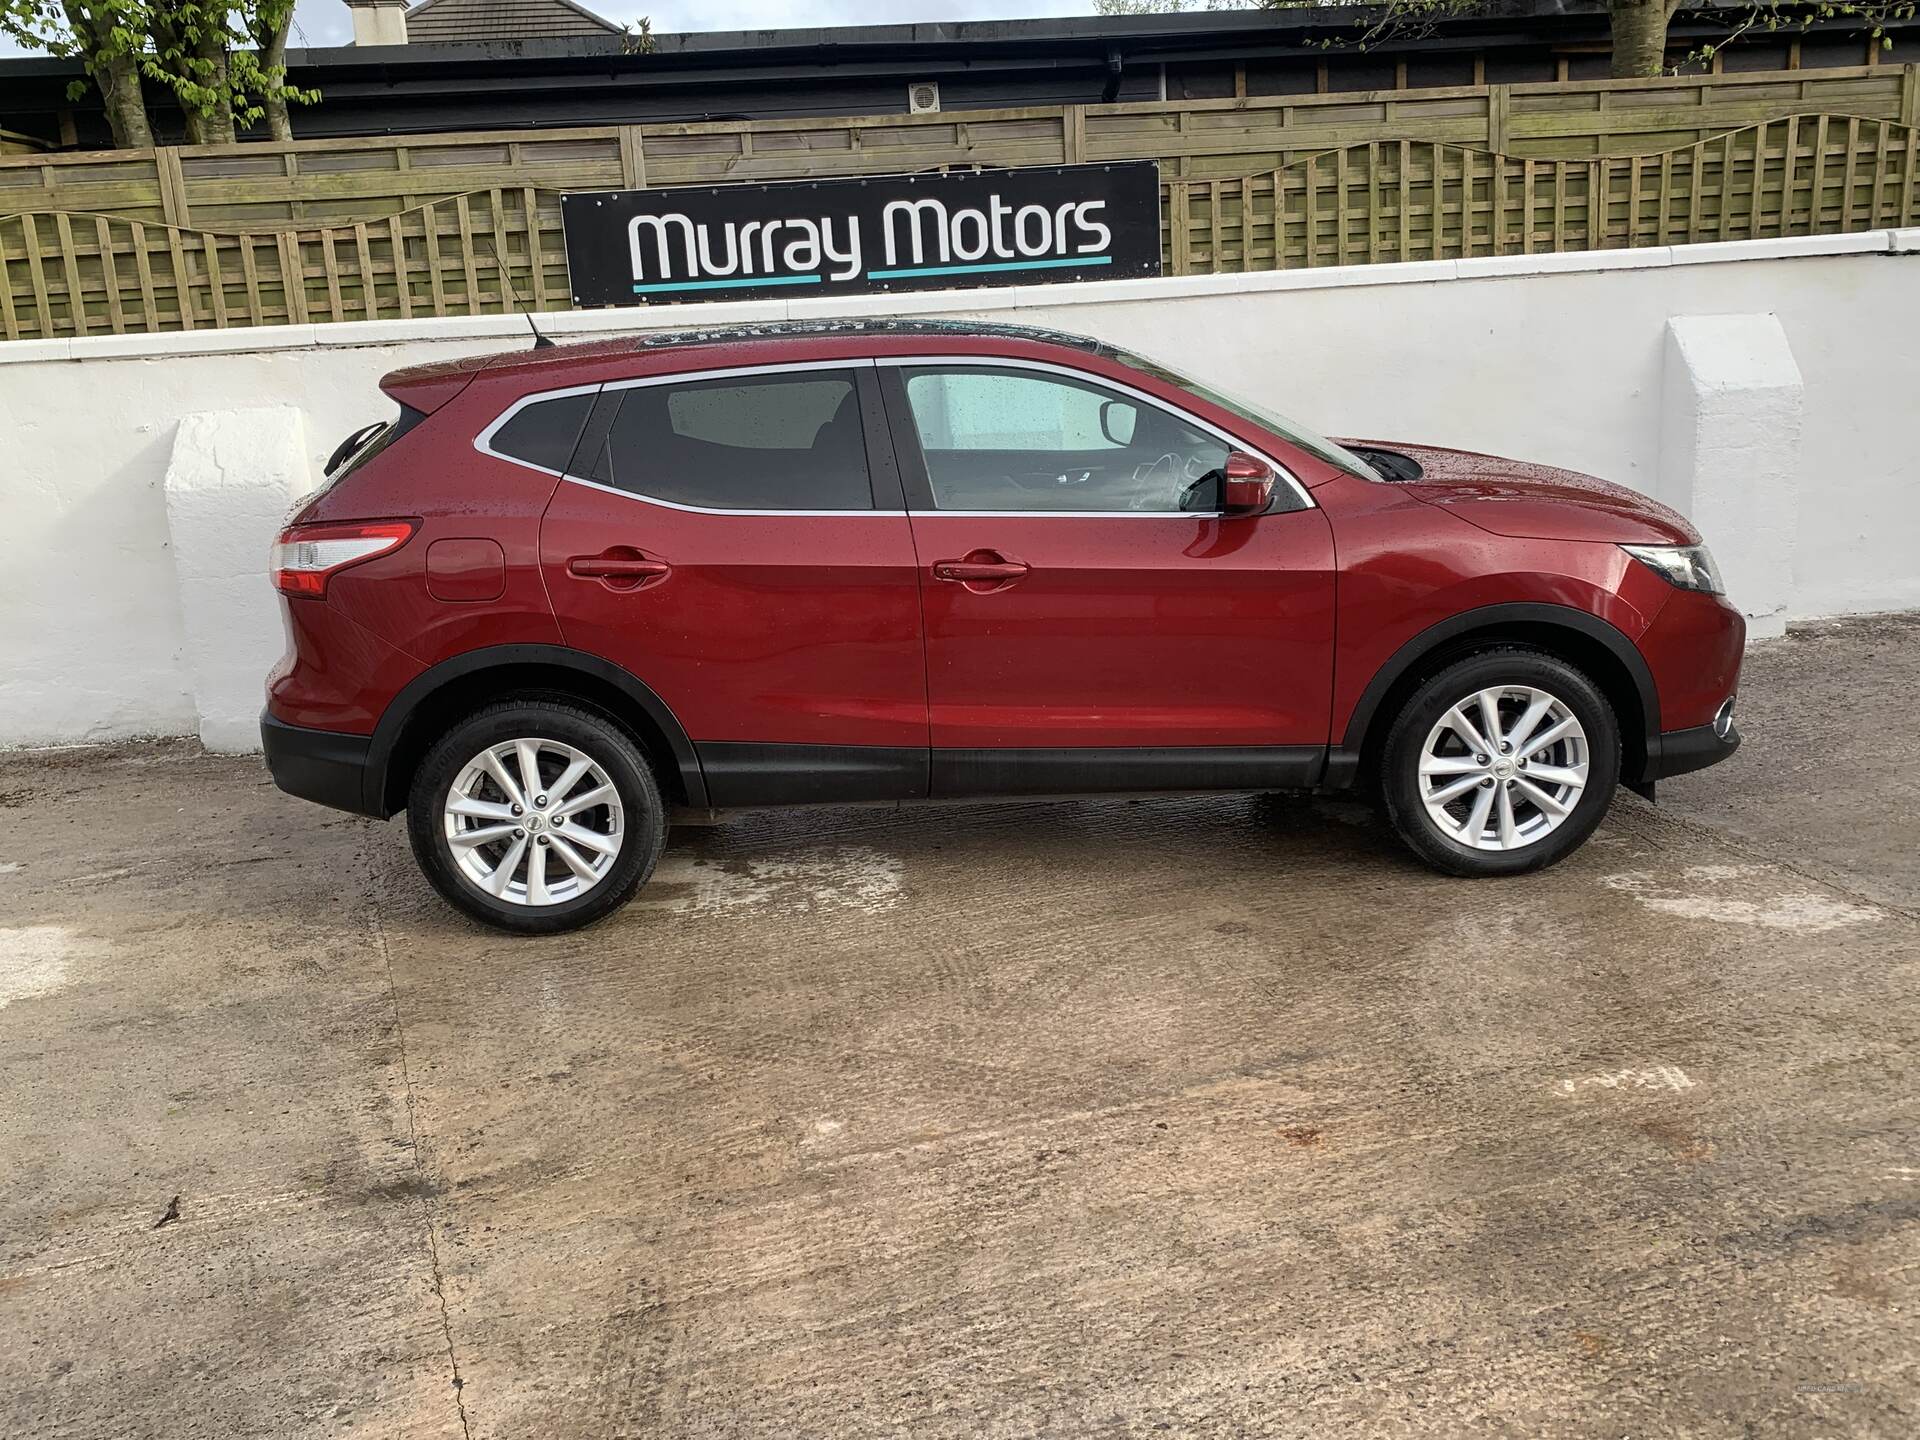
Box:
[591,371,872,510]
[901,367,1229,513]
[489,392,594,473]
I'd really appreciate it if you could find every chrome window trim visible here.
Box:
[478,361,889,514]
[559,471,907,519]
[598,357,878,393]
[474,354,1316,518]
[874,353,1316,515]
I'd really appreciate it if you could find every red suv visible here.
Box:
[263,320,1742,932]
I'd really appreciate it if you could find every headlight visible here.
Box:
[1620,543,1725,595]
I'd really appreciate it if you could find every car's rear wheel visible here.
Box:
[407,701,666,933]
[1381,649,1620,876]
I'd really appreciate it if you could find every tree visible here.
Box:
[1,0,315,148]
[1093,0,1913,79]
[3,0,154,145]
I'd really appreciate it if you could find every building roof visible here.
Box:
[404,0,620,43]
[1,1,1911,148]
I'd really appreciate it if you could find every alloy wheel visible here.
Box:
[442,737,625,905]
[1417,685,1590,852]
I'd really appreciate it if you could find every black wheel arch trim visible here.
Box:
[365,644,708,815]
[1326,602,1663,788]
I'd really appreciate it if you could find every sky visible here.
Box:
[0,0,1108,55]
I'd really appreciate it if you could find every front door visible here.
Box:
[537,362,930,804]
[879,359,1336,796]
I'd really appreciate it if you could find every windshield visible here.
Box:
[1108,346,1383,483]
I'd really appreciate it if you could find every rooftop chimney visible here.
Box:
[345,0,409,46]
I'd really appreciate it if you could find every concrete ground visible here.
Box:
[2,614,1917,1440]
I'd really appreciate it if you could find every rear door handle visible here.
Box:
[932,551,1029,592]
[568,550,671,589]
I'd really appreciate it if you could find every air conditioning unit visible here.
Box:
[908,82,941,115]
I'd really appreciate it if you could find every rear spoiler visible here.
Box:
[377,353,493,414]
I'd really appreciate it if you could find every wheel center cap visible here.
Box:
[525,813,546,832]
[1491,759,1514,779]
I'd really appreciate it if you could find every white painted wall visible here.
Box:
[163,407,314,751]
[1,229,1916,748]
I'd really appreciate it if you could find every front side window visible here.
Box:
[590,369,872,510]
[900,366,1231,513]
[1107,345,1383,482]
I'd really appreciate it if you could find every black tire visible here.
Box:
[407,700,667,934]
[1380,647,1620,877]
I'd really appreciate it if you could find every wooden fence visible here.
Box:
[2,64,1916,340]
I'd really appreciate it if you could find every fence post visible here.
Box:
[1488,84,1511,154]
[1064,105,1087,165]
[156,147,191,229]
[1901,64,1918,127]
[618,126,647,189]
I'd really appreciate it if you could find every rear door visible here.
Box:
[879,357,1336,796]
[532,361,930,805]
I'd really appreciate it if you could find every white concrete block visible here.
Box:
[1455,246,1673,279]
[550,298,793,334]
[163,408,318,752]
[1669,231,1892,267]
[1658,314,1805,639]
[76,324,320,360]
[312,312,529,347]
[0,337,74,364]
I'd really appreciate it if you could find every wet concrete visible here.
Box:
[2,614,1917,1438]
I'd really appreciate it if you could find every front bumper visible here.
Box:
[261,711,381,818]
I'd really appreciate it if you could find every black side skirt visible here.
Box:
[700,744,929,806]
[933,746,1325,798]
[698,742,1326,806]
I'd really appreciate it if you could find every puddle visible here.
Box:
[1558,1065,1696,1096]
[0,926,96,1009]
[641,845,904,917]
[1600,864,1880,932]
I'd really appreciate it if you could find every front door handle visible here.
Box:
[568,549,670,590]
[932,550,1029,593]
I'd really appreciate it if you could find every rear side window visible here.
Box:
[488,391,594,473]
[589,370,872,510]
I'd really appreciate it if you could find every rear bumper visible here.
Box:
[261,711,381,818]
[1641,715,1741,782]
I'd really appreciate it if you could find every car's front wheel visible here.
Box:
[1380,648,1620,876]
[407,701,667,933]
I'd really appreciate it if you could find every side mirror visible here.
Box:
[1221,452,1275,514]
[1098,399,1137,446]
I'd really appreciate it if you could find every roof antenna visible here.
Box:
[477,232,555,349]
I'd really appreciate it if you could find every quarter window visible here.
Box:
[487,392,594,473]
[900,367,1230,513]
[590,370,873,510]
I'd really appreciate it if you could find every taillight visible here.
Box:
[271,520,417,598]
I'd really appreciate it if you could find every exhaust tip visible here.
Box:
[1713,697,1736,740]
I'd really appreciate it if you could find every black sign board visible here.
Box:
[561,162,1162,308]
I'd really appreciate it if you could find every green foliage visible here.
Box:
[3,0,137,101]
[1092,0,1912,77]
[1,0,318,144]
